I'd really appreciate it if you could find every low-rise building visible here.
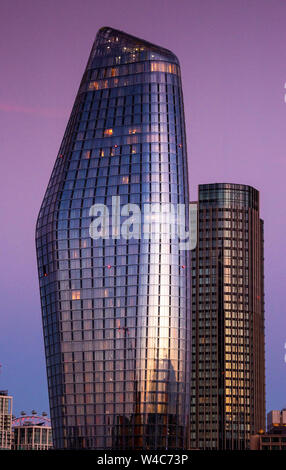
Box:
[12,413,52,450]
[250,409,286,450]
[250,432,286,450]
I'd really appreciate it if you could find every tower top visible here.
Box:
[86,26,180,69]
[198,183,260,211]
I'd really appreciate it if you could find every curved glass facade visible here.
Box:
[36,27,191,449]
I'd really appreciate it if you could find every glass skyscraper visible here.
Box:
[190,183,265,450]
[36,27,191,449]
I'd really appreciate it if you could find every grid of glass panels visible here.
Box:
[190,184,265,450]
[36,28,191,450]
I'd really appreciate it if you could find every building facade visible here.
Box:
[190,183,265,450]
[36,27,191,449]
[267,409,286,433]
[250,409,286,450]
[0,390,13,450]
[12,415,53,450]
[250,432,286,450]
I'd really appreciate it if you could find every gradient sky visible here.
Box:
[0,0,285,417]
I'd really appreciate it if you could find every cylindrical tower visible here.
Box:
[36,27,191,449]
[190,183,265,450]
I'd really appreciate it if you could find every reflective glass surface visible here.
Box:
[36,27,191,450]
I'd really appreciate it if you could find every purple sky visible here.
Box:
[0,0,285,417]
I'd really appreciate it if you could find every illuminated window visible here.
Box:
[104,129,113,137]
[89,81,99,90]
[150,61,178,75]
[122,176,129,184]
[72,291,81,300]
[83,150,90,159]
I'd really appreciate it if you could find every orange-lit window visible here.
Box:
[83,150,90,159]
[150,61,177,75]
[89,81,99,90]
[72,291,81,300]
[122,176,129,184]
[150,62,158,72]
[100,149,105,157]
[104,128,113,137]
[111,68,118,77]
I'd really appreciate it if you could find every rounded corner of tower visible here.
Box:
[171,52,180,66]
[97,25,111,34]
[95,26,119,40]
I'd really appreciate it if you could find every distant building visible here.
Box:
[0,390,13,450]
[12,413,53,450]
[250,409,286,450]
[267,409,286,432]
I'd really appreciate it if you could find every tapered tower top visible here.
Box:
[86,26,180,69]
